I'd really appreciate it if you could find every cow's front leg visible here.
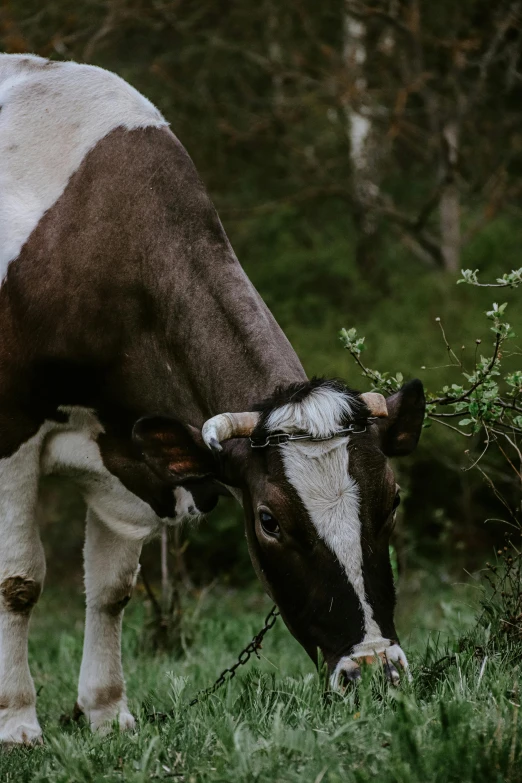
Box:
[0,433,46,744]
[77,509,142,734]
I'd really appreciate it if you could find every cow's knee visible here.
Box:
[102,583,134,617]
[86,562,139,615]
[0,576,42,614]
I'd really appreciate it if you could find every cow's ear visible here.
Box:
[132,416,215,482]
[378,379,425,457]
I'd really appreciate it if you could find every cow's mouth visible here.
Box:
[329,643,410,690]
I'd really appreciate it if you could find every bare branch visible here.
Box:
[83,0,123,62]
[430,417,473,438]
[464,0,522,116]
[431,332,502,406]
[140,566,161,619]
[377,200,444,265]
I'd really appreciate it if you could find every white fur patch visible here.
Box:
[0,53,167,278]
[280,438,383,642]
[267,385,389,650]
[266,385,356,438]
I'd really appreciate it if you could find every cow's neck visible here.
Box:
[11,122,306,428]
[140,245,307,424]
[119,130,307,424]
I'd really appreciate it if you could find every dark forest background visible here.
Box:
[2,0,522,587]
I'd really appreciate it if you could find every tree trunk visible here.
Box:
[342,6,385,276]
[439,121,460,272]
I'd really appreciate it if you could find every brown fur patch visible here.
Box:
[102,580,135,617]
[104,594,131,617]
[0,692,35,711]
[92,684,123,708]
[1,576,41,613]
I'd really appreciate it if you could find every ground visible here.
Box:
[1,565,521,783]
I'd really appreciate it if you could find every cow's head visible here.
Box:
[133,378,425,687]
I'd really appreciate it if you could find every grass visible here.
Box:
[2,563,522,783]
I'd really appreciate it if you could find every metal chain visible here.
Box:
[146,605,280,721]
[188,604,280,706]
[250,421,371,449]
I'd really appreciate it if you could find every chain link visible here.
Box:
[188,604,280,706]
[146,605,280,721]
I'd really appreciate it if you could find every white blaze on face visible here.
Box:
[0,53,168,278]
[266,386,387,650]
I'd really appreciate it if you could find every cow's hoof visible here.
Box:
[117,709,136,732]
[0,714,43,746]
[87,705,136,735]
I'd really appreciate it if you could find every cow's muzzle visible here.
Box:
[330,644,410,690]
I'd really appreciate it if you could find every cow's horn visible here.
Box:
[360,392,388,418]
[202,412,260,452]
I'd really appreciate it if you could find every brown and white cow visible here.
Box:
[0,53,425,744]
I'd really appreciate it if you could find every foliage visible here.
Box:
[417,542,522,700]
[341,266,522,537]
[3,570,522,783]
[1,0,521,272]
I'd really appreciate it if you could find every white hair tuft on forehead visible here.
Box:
[265,385,357,439]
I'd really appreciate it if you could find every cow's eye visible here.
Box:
[392,491,401,512]
[259,509,280,538]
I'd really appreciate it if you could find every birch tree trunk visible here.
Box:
[439,120,460,272]
[342,5,384,274]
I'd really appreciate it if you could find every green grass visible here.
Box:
[2,565,521,783]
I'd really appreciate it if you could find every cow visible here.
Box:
[0,53,425,745]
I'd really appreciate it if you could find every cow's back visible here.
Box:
[0,53,305,438]
[0,54,167,275]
